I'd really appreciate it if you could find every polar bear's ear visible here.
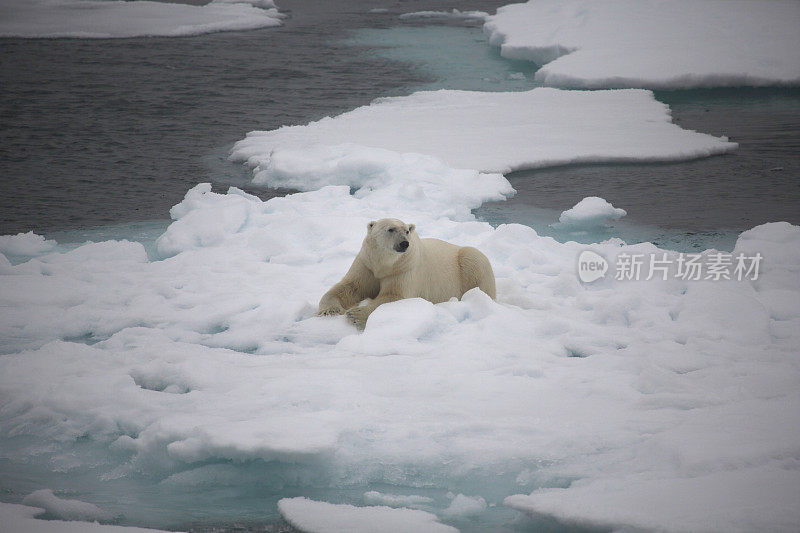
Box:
[367,221,376,232]
[408,223,415,233]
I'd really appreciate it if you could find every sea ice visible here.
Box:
[1,66,798,533]
[231,88,736,175]
[484,0,800,89]
[1,154,798,531]
[0,0,282,39]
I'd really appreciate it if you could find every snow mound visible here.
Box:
[0,0,282,39]
[278,497,457,533]
[230,88,736,176]
[556,196,627,230]
[484,0,800,89]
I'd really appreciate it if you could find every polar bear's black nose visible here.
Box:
[396,240,409,252]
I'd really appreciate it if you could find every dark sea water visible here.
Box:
[0,0,510,235]
[479,88,800,231]
[1,0,799,244]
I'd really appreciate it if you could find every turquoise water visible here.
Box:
[344,25,537,93]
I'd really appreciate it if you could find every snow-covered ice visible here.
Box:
[484,0,800,89]
[0,0,282,39]
[231,88,736,176]
[1,148,798,531]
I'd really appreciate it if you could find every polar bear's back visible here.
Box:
[413,238,495,302]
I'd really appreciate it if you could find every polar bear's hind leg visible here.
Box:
[457,246,496,300]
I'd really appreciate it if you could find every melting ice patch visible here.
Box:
[362,491,434,508]
[484,0,800,89]
[231,88,736,175]
[399,9,489,22]
[0,0,282,39]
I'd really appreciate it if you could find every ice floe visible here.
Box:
[0,0,282,39]
[484,0,800,89]
[231,88,737,175]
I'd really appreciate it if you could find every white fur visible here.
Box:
[318,218,496,329]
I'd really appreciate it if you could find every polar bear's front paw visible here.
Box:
[345,306,368,330]
[317,304,344,317]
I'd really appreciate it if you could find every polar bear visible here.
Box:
[318,218,496,329]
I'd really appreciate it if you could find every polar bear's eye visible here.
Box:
[388,228,395,233]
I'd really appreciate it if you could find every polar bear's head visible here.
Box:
[367,218,416,254]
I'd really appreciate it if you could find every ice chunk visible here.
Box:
[21,489,114,522]
[232,88,736,176]
[278,497,458,533]
[0,0,282,39]
[0,231,56,257]
[442,494,487,518]
[484,0,800,89]
[555,196,627,230]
